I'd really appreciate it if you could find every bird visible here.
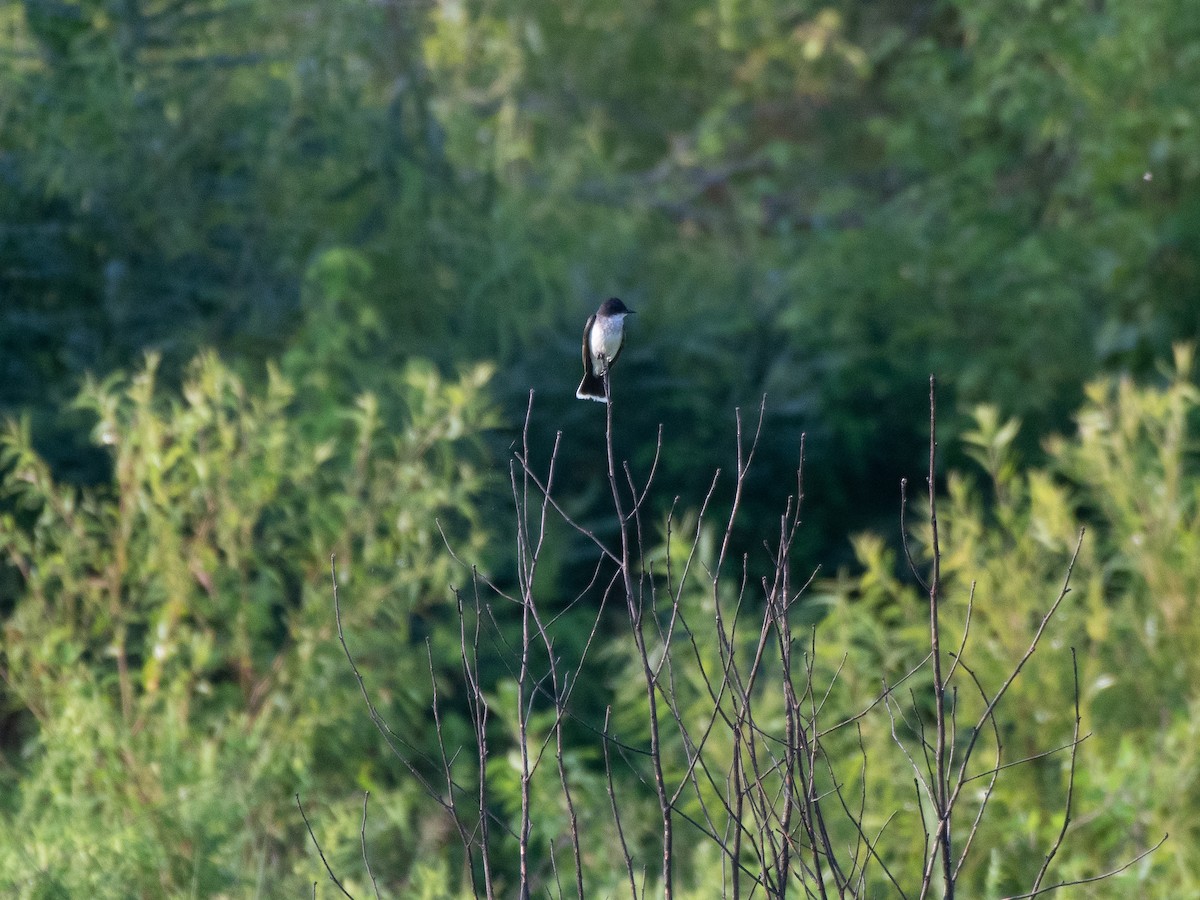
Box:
[576,298,634,402]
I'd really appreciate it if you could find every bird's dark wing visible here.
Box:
[581,314,596,373]
[606,330,625,370]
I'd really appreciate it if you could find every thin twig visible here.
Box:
[951,659,1004,879]
[460,582,495,896]
[426,638,480,895]
[943,582,975,687]
[1030,649,1082,894]
[1001,834,1168,899]
[297,794,355,900]
[900,477,930,596]
[360,792,381,900]
[818,652,933,738]
[603,706,639,899]
[944,531,1086,817]
[961,736,1092,785]
[921,374,955,900]
[331,558,491,828]
[603,366,673,897]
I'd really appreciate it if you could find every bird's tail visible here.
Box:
[576,370,607,403]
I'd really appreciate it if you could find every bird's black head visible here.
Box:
[599,297,634,316]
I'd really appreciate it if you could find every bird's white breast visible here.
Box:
[589,314,626,373]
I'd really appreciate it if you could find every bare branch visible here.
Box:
[604,706,639,899]
[604,366,673,897]
[1002,834,1168,899]
[920,374,955,900]
[900,477,930,596]
[945,531,1086,816]
[360,793,381,900]
[951,658,1004,879]
[1030,649,1083,894]
[297,794,355,900]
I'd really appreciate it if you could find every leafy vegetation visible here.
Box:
[2,350,1199,895]
[1,355,495,895]
[3,0,1200,894]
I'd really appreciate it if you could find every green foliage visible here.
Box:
[7,0,1200,552]
[805,352,1200,895]
[0,353,496,896]
[4,0,1200,893]
[3,347,1200,895]
[493,351,1199,894]
[0,0,470,482]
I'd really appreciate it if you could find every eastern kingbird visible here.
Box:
[576,297,634,403]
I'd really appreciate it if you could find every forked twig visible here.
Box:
[603,367,674,897]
